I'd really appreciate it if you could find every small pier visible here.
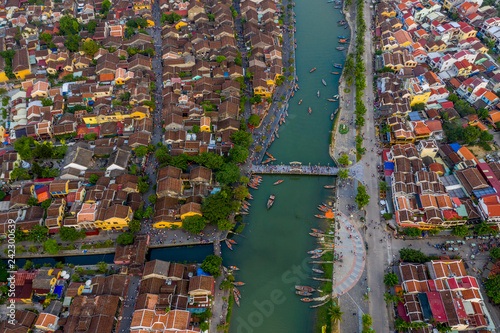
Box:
[250,162,338,176]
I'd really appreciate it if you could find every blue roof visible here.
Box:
[449,143,461,152]
[408,111,421,121]
[53,285,63,298]
[197,268,212,276]
[473,187,496,197]
[384,162,395,170]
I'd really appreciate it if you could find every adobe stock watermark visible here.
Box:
[6,219,17,324]
[234,257,312,333]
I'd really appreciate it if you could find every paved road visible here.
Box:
[116,275,141,332]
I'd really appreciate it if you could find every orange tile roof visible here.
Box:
[483,91,499,102]
[99,73,115,82]
[458,146,476,161]
[489,110,500,123]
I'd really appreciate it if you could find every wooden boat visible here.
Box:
[301,298,313,302]
[267,194,275,209]
[324,244,334,248]
[315,215,326,219]
[312,268,325,274]
[246,193,253,200]
[327,99,338,102]
[262,158,272,164]
[308,107,312,114]
[311,254,321,259]
[291,91,294,97]
[333,94,339,98]
[296,291,313,296]
[234,287,241,298]
[310,67,317,73]
[337,35,346,39]
[331,113,334,120]
[228,239,237,245]
[311,229,323,233]
[233,282,246,286]
[307,249,322,254]
[248,184,258,190]
[273,179,284,185]
[234,293,240,307]
[229,266,240,271]
[338,39,348,44]
[324,185,335,189]
[334,5,341,8]
[266,152,274,158]
[225,239,233,250]
[298,99,302,105]
[331,71,340,74]
[238,212,249,215]
[336,47,345,51]
[296,285,316,292]
[309,232,322,237]
[317,91,320,97]
[322,79,327,86]
[333,64,342,68]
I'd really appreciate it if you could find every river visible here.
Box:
[224,0,347,332]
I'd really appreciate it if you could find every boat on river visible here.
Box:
[228,239,237,245]
[296,285,316,292]
[333,64,343,68]
[312,268,325,274]
[324,185,335,189]
[234,292,240,307]
[229,266,240,271]
[336,47,345,51]
[338,20,346,25]
[248,184,258,190]
[338,39,348,44]
[311,228,323,233]
[234,287,241,298]
[307,249,322,254]
[309,232,322,237]
[267,194,275,209]
[301,298,313,302]
[298,99,302,105]
[273,179,284,185]
[311,254,322,259]
[331,113,334,120]
[317,91,320,97]
[246,193,253,200]
[334,5,342,8]
[315,215,326,219]
[262,158,272,164]
[327,98,338,102]
[337,35,346,39]
[330,71,340,74]
[333,94,339,98]
[324,244,334,248]
[225,239,233,250]
[232,282,246,286]
[296,291,313,296]
[308,107,312,114]
[322,79,327,86]
[266,152,274,158]
[310,67,317,73]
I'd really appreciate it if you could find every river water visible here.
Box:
[224,0,347,332]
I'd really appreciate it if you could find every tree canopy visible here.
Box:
[59,227,86,242]
[355,184,370,208]
[201,255,223,277]
[399,248,428,263]
[230,130,253,148]
[117,232,135,245]
[43,239,60,255]
[201,188,237,223]
[228,145,248,164]
[248,114,260,127]
[484,274,500,304]
[383,272,399,287]
[215,163,240,185]
[182,215,208,234]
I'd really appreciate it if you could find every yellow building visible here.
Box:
[12,48,31,80]
[153,219,182,228]
[94,205,133,230]
[200,116,211,132]
[175,21,188,30]
[408,79,431,106]
[180,202,202,220]
[82,109,149,125]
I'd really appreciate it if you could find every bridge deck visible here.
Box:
[250,164,338,176]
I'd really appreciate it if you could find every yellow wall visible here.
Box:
[153,220,183,228]
[14,69,30,80]
[180,211,202,220]
[0,72,8,82]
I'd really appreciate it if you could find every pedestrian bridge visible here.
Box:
[250,162,339,176]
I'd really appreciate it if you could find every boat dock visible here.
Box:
[250,162,339,176]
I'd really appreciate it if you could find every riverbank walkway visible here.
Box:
[331,210,366,297]
[250,163,339,176]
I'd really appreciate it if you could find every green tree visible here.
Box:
[248,114,260,127]
[478,107,489,119]
[117,232,134,245]
[383,272,399,287]
[338,154,349,166]
[10,167,31,181]
[137,179,149,193]
[475,221,496,235]
[84,133,97,141]
[485,274,500,304]
[233,185,249,201]
[216,163,240,185]
[81,39,99,57]
[59,227,86,242]
[23,260,34,270]
[27,196,38,206]
[452,225,470,238]
[148,195,157,204]
[329,305,343,324]
[40,33,52,42]
[28,225,49,243]
[89,174,99,184]
[403,227,421,237]
[97,261,108,273]
[355,184,370,208]
[217,219,235,231]
[411,103,425,111]
[13,136,34,159]
[338,169,349,179]
[59,16,80,35]
[129,219,141,233]
[361,314,373,333]
[64,34,81,52]
[399,248,428,263]
[490,247,500,260]
[229,145,248,164]
[480,130,493,142]
[182,215,208,234]
[43,239,60,254]
[216,56,226,63]
[134,145,148,157]
[201,255,223,277]
[202,188,237,223]
[87,21,97,34]
[100,0,111,14]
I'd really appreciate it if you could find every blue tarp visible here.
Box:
[450,143,461,152]
[197,268,211,277]
[384,162,395,170]
[53,285,63,298]
[408,111,421,121]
